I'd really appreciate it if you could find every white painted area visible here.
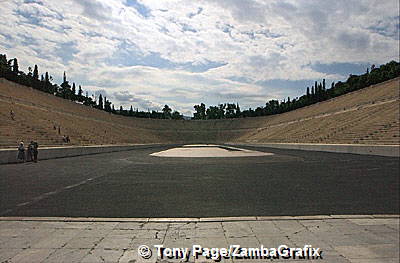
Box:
[150,145,273,158]
[182,144,219,147]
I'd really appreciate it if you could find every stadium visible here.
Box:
[0,1,399,262]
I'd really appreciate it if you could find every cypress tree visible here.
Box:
[0,54,7,69]
[104,98,112,112]
[13,58,18,73]
[98,94,104,110]
[44,72,50,93]
[33,65,39,79]
[60,72,71,99]
[78,85,83,97]
[317,83,323,100]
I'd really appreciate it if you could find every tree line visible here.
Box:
[192,60,400,119]
[0,54,398,121]
[0,54,184,120]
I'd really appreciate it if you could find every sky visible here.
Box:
[0,0,398,115]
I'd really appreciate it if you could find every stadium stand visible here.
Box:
[0,77,399,147]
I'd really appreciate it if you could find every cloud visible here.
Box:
[311,62,370,78]
[205,0,267,23]
[71,0,110,21]
[336,31,371,50]
[55,42,79,64]
[188,7,203,18]
[125,0,152,18]
[248,52,285,69]
[367,16,399,40]
[0,0,398,114]
[113,90,160,110]
[257,79,327,100]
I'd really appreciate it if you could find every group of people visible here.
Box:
[17,141,39,163]
[62,135,70,143]
[54,125,71,143]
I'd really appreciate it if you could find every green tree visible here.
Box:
[72,83,76,97]
[162,105,172,119]
[44,72,54,94]
[33,65,39,79]
[193,103,206,119]
[206,106,219,119]
[218,103,226,118]
[171,111,183,120]
[12,58,18,74]
[225,103,236,118]
[78,85,83,101]
[236,103,241,117]
[98,94,104,110]
[104,97,112,112]
[0,54,7,69]
[27,66,32,77]
[60,71,71,99]
[0,54,11,74]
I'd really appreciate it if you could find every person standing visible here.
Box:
[17,142,25,162]
[32,141,39,163]
[27,141,34,162]
[10,110,15,120]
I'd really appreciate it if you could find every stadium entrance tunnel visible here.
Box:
[150,144,274,158]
